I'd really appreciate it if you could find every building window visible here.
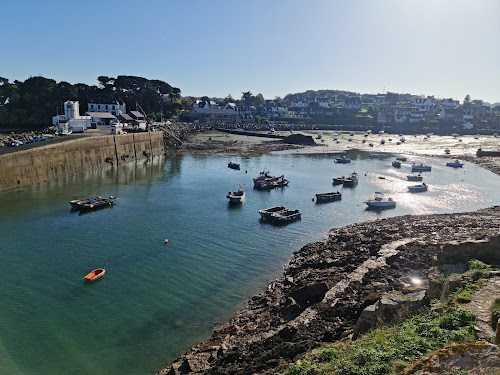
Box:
[98,105,101,110]
[106,105,108,110]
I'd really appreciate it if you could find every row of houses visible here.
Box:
[376,96,494,128]
[186,100,290,124]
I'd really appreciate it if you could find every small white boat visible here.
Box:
[411,163,432,172]
[316,133,323,139]
[446,160,464,168]
[227,185,245,203]
[408,183,428,193]
[407,175,423,182]
[364,192,396,208]
[335,156,351,163]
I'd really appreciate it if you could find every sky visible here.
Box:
[1,0,499,103]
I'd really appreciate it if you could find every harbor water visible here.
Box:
[1,150,500,375]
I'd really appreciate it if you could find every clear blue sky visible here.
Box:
[2,0,499,103]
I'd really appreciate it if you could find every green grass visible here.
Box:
[490,298,500,330]
[448,259,493,305]
[286,309,476,375]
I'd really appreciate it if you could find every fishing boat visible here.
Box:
[335,156,351,163]
[315,191,342,202]
[83,268,105,281]
[270,209,302,223]
[228,162,240,170]
[332,176,345,185]
[364,192,396,208]
[411,163,432,172]
[254,174,289,190]
[407,175,423,181]
[396,157,407,161]
[70,196,117,210]
[259,206,287,220]
[446,160,464,168]
[342,171,359,187]
[227,185,245,203]
[392,160,401,168]
[408,183,428,193]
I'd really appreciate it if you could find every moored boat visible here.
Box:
[411,163,432,172]
[446,160,464,168]
[70,196,117,210]
[270,209,302,223]
[332,176,345,185]
[83,268,105,281]
[259,206,287,220]
[315,191,342,202]
[227,185,245,203]
[392,160,401,168]
[228,162,240,170]
[342,171,359,187]
[335,156,351,163]
[364,192,396,208]
[408,183,428,193]
[396,156,407,161]
[407,175,423,181]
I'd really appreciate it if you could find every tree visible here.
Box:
[241,91,253,106]
[252,93,265,106]
[97,76,113,88]
[463,94,471,109]
[181,97,193,109]
[222,94,234,105]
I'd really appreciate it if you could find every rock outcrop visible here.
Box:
[158,206,500,375]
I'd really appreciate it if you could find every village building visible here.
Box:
[87,101,126,116]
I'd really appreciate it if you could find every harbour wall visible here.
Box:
[0,131,164,193]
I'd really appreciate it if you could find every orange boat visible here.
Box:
[83,268,105,281]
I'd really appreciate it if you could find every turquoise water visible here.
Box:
[1,150,500,375]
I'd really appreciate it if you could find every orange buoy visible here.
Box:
[312,197,315,201]
[164,239,169,244]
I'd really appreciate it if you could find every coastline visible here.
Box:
[156,133,500,375]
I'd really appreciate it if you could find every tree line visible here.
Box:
[0,75,181,129]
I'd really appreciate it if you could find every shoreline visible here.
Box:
[156,133,500,374]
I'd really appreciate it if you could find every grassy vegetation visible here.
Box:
[490,298,500,330]
[446,259,494,305]
[286,309,476,375]
[286,259,496,375]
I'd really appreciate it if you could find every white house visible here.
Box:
[412,96,437,112]
[315,96,330,108]
[441,98,459,108]
[87,101,126,116]
[52,100,91,132]
[291,100,308,108]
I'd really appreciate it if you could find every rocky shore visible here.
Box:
[158,156,500,375]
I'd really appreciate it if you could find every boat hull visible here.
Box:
[83,268,105,281]
[315,192,342,202]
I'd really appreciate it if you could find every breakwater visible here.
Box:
[0,131,165,192]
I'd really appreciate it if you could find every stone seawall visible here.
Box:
[0,131,164,192]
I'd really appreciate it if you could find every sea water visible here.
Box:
[0,150,499,375]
